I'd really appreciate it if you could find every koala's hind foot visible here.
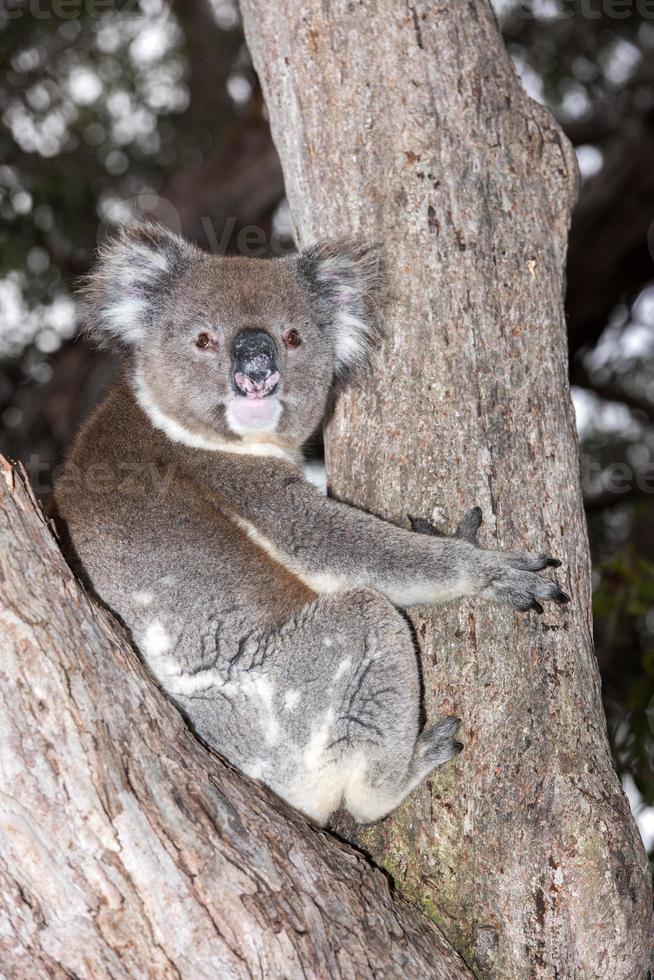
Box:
[412,716,463,776]
[343,715,463,825]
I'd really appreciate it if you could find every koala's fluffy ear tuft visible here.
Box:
[296,238,385,379]
[81,222,201,347]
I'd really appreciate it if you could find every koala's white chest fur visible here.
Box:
[230,513,350,596]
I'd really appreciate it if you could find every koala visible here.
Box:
[54,223,569,827]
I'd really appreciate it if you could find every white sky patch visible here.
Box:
[572,387,643,440]
[227,73,252,106]
[508,53,545,105]
[272,198,292,240]
[3,100,77,157]
[97,192,135,227]
[571,388,593,438]
[579,286,654,380]
[141,63,189,114]
[303,460,327,495]
[590,323,654,373]
[12,190,32,215]
[576,145,603,181]
[112,107,156,146]
[27,83,51,113]
[130,23,175,65]
[96,22,122,55]
[632,286,654,328]
[489,0,520,16]
[107,90,133,118]
[601,38,642,88]
[559,81,591,121]
[207,0,240,29]
[623,774,654,851]
[12,47,41,73]
[67,66,103,106]
[530,0,563,18]
[0,275,76,359]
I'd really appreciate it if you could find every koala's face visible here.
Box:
[134,252,336,449]
[84,224,383,451]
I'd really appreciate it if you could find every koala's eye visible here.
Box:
[284,328,302,349]
[195,332,215,352]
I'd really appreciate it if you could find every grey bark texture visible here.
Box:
[0,457,473,979]
[239,1,654,977]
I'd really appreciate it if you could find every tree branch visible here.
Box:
[0,457,471,978]
[561,114,621,147]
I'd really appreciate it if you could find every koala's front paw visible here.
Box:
[409,505,570,613]
[483,551,570,613]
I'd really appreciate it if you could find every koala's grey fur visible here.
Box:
[54,223,569,826]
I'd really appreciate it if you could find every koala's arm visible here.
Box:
[211,458,569,612]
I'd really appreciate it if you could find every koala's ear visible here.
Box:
[81,222,201,347]
[296,238,385,379]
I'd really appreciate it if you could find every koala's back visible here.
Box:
[54,384,315,679]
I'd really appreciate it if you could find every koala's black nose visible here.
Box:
[232,329,279,397]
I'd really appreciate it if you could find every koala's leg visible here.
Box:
[333,590,462,824]
[342,716,462,825]
[163,586,460,826]
[252,587,462,825]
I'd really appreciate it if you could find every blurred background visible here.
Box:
[1,0,653,865]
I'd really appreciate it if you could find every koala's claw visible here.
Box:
[408,514,444,537]
[415,716,463,770]
[408,505,483,544]
[486,560,571,613]
[455,506,483,544]
[507,552,565,573]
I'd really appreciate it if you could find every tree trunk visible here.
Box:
[0,457,473,978]
[239,2,654,977]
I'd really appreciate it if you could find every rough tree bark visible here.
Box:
[0,458,473,978]
[240,1,654,977]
